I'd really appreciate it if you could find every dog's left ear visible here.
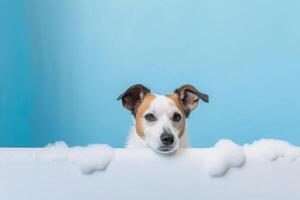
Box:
[117,84,150,115]
[174,84,209,117]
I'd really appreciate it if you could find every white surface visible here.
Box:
[0,139,300,200]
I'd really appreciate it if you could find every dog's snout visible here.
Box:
[160,132,174,146]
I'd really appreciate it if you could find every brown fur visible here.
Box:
[135,94,156,138]
[168,94,186,116]
[168,94,186,138]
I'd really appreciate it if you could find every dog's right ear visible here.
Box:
[174,84,209,117]
[117,84,150,115]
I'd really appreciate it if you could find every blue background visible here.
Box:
[0,0,299,147]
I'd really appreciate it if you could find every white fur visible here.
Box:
[126,95,189,153]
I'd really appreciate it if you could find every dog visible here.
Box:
[118,84,209,154]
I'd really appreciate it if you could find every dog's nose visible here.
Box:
[160,133,174,146]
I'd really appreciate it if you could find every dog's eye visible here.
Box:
[144,113,156,122]
[172,112,182,122]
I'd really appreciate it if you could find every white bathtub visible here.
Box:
[0,140,299,200]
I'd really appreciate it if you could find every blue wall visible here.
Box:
[0,0,33,146]
[1,0,300,147]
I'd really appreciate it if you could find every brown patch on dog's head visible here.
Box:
[135,94,156,138]
[168,93,186,116]
[168,94,186,138]
[117,84,155,139]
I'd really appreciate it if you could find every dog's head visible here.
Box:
[118,84,209,154]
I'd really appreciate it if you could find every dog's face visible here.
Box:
[136,94,185,154]
[118,84,209,154]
